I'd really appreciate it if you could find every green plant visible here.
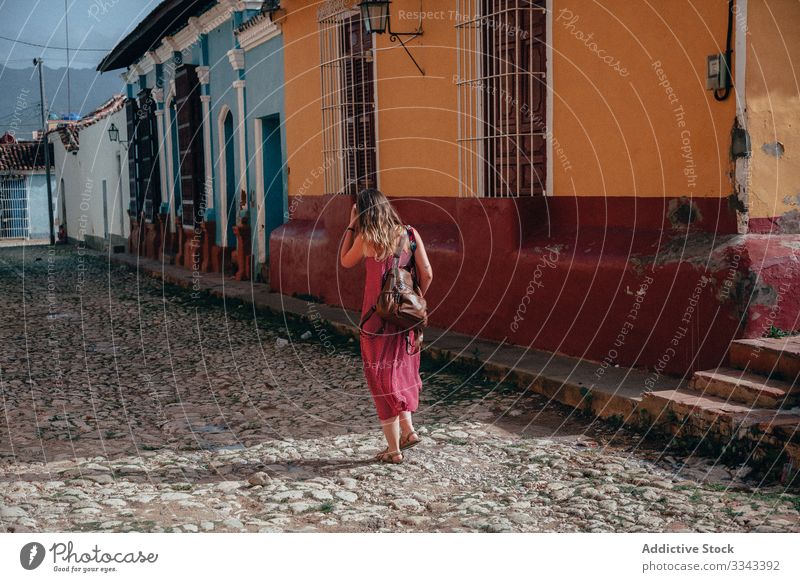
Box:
[316,501,335,513]
[606,414,625,429]
[765,325,800,339]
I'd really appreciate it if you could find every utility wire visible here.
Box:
[0,34,110,52]
[0,104,43,122]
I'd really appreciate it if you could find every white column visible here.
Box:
[227,48,247,250]
[233,79,247,203]
[163,104,176,226]
[152,88,169,221]
[197,66,214,211]
[253,117,266,264]
[200,95,213,211]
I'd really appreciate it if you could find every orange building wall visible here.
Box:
[280,0,461,198]
[281,1,740,200]
[371,2,459,197]
[551,0,737,198]
[280,1,327,197]
[745,0,800,221]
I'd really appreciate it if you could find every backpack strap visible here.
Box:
[404,225,418,280]
[406,225,417,253]
[405,328,424,355]
[391,227,408,281]
[359,305,376,331]
[359,305,385,336]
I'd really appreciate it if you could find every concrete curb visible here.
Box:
[105,252,683,426]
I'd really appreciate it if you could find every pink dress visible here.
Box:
[360,235,422,421]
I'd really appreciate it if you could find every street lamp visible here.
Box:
[107,123,129,148]
[358,0,425,75]
[359,0,390,34]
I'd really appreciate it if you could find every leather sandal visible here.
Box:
[375,448,403,464]
[400,430,421,450]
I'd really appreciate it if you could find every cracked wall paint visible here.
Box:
[746,1,800,226]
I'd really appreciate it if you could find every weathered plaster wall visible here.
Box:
[745,0,800,231]
[52,109,130,244]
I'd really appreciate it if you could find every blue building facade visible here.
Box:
[98,1,286,278]
[0,136,55,240]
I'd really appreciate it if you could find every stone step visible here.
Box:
[689,367,795,408]
[641,388,800,446]
[729,337,800,383]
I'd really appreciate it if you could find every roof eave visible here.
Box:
[96,0,212,73]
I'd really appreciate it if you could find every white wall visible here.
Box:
[52,107,131,244]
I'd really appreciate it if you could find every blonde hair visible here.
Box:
[356,188,404,261]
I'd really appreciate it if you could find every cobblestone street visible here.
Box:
[0,246,798,533]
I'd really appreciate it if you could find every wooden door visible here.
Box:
[174,64,205,226]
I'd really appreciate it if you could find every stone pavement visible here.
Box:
[0,245,798,533]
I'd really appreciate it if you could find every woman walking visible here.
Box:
[340,188,433,464]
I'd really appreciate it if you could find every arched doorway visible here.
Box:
[169,98,182,219]
[224,111,236,248]
[218,107,237,249]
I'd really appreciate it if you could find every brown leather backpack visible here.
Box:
[359,225,427,354]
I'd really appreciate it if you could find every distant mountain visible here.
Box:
[0,66,124,139]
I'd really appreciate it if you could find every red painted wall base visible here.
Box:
[129,218,236,276]
[270,195,800,376]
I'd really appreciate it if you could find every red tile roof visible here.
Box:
[0,139,53,173]
[50,94,126,153]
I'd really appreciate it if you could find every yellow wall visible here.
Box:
[280,1,327,197]
[745,0,800,220]
[372,2,459,197]
[551,0,736,197]
[281,1,745,200]
[280,0,460,198]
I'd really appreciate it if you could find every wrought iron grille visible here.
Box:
[0,176,30,239]
[456,0,547,197]
[318,4,378,196]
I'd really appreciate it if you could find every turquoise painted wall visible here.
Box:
[125,4,286,253]
[207,19,239,247]
[243,33,287,260]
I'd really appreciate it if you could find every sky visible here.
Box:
[0,0,161,70]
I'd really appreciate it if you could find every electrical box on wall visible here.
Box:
[706,53,731,91]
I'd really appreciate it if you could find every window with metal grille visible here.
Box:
[318,4,378,196]
[0,176,30,239]
[456,0,547,197]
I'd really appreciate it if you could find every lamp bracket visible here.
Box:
[387,23,424,76]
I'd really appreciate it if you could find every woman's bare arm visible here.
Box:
[411,227,433,296]
[340,204,364,268]
[340,231,364,268]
